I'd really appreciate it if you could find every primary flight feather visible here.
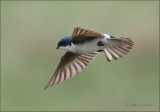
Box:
[44,27,134,89]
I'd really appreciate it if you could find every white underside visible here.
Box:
[70,38,106,54]
[60,34,113,54]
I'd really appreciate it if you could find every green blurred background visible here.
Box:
[1,1,159,111]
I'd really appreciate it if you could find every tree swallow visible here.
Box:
[44,27,134,89]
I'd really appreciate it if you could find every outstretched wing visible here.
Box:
[44,52,99,89]
[71,27,104,43]
[104,37,134,61]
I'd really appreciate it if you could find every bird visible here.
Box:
[44,27,134,89]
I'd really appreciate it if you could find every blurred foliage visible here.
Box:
[1,1,159,111]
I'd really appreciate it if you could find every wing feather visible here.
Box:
[69,64,76,78]
[64,66,69,81]
[53,71,60,85]
[71,27,104,42]
[72,62,79,74]
[77,56,91,63]
[76,57,89,66]
[68,65,73,78]
[58,69,64,84]
[44,52,99,89]
[75,59,84,70]
[79,55,94,60]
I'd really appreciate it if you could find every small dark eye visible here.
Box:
[61,42,66,46]
[98,41,104,46]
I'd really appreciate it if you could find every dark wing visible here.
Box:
[44,51,99,89]
[104,37,134,61]
[71,27,104,43]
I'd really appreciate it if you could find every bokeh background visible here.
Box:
[1,1,159,111]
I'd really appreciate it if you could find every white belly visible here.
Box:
[69,38,106,54]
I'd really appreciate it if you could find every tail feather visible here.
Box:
[103,37,134,62]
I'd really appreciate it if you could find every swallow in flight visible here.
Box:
[44,27,134,89]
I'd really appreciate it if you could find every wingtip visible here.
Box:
[43,85,49,90]
[43,83,54,89]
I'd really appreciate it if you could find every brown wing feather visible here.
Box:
[71,27,104,42]
[44,52,99,89]
[103,37,134,62]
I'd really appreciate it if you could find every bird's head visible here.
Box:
[56,36,72,50]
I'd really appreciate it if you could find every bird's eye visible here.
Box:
[61,42,67,46]
[98,41,104,46]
